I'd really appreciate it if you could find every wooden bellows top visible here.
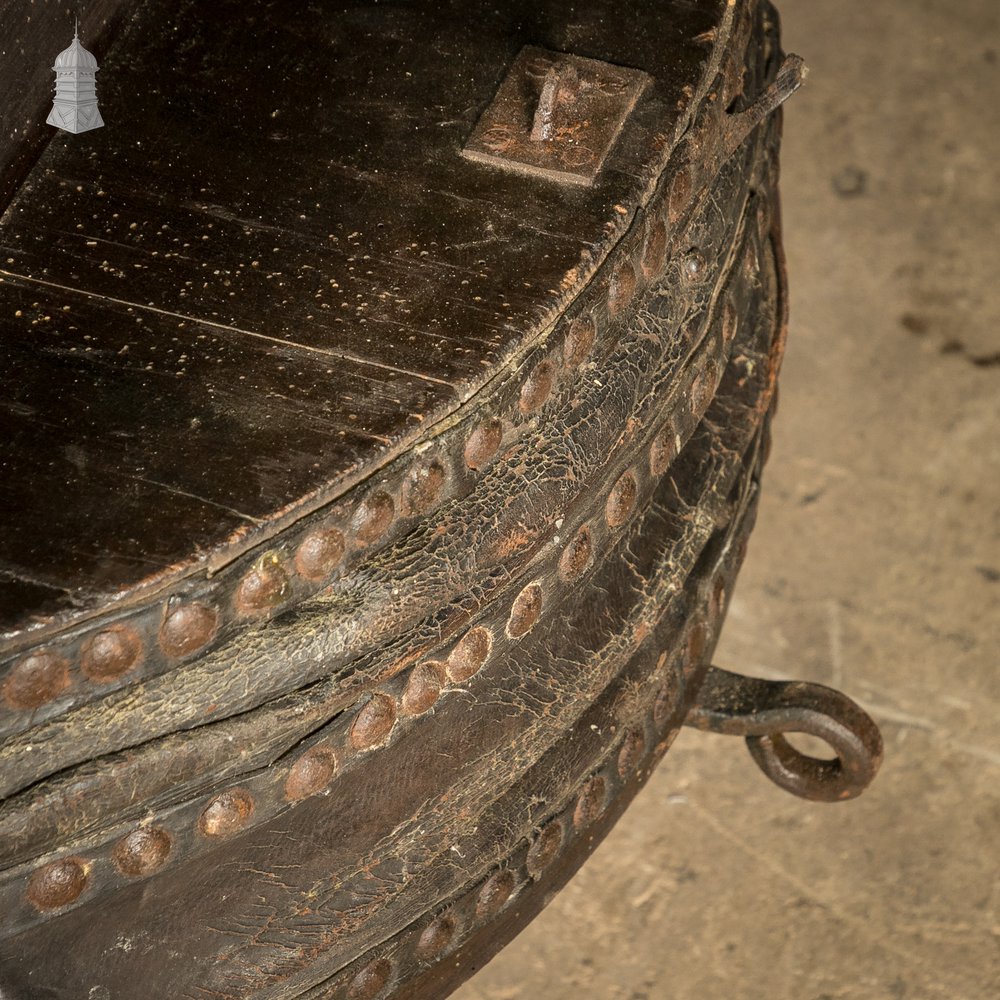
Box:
[0,0,728,646]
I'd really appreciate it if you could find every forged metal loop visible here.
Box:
[720,53,807,160]
[686,666,883,802]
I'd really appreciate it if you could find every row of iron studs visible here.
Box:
[0,113,752,739]
[321,437,763,1000]
[7,96,772,922]
[9,294,748,924]
[310,609,726,1000]
[0,155,710,721]
[15,366,715,916]
[7,179,764,923]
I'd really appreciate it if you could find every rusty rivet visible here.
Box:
[26,857,89,911]
[618,729,646,779]
[476,870,515,919]
[464,418,503,471]
[416,913,457,961]
[352,491,395,546]
[198,788,254,838]
[350,693,397,750]
[507,582,543,639]
[641,217,668,278]
[285,745,338,801]
[348,957,393,1000]
[668,166,692,224]
[605,471,637,528]
[526,820,564,878]
[295,527,346,581]
[479,124,516,153]
[159,601,218,658]
[81,625,143,683]
[561,144,596,169]
[653,674,680,728]
[400,458,446,516]
[112,826,172,878]
[608,259,637,317]
[446,626,492,682]
[3,650,70,709]
[235,553,290,615]
[573,776,607,830]
[559,524,592,581]
[519,360,555,413]
[563,314,596,366]
[681,248,708,283]
[722,297,738,346]
[402,661,445,716]
[649,421,678,477]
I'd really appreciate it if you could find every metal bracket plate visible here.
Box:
[462,46,651,187]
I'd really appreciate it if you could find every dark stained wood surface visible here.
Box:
[0,0,722,639]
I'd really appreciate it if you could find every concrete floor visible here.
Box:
[455,2,1000,997]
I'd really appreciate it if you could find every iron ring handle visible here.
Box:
[685,666,883,802]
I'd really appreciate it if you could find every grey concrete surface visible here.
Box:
[455,2,1000,997]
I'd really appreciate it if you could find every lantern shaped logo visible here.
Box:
[46,23,104,134]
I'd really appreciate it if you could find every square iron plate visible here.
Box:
[463,45,651,186]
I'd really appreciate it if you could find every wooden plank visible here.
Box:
[0,273,453,627]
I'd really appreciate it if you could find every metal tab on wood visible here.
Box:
[463,45,651,186]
